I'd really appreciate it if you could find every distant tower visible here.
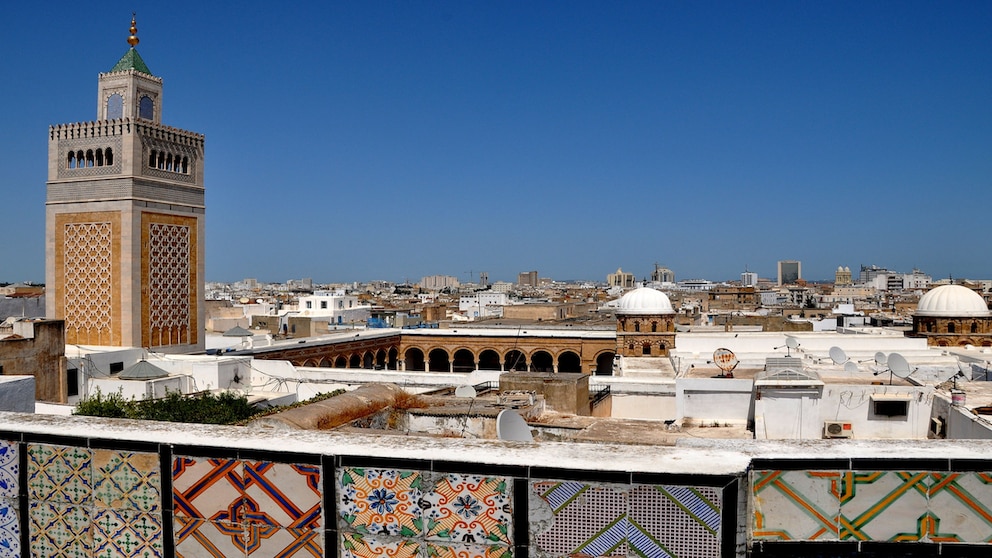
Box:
[834,266,852,286]
[741,267,758,287]
[650,263,675,283]
[777,260,801,286]
[46,16,205,352]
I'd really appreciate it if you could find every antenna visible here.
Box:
[712,348,739,378]
[454,385,477,398]
[496,409,534,442]
[828,346,848,365]
[875,352,915,385]
[774,337,800,356]
[844,361,859,374]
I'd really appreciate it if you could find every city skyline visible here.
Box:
[2,2,990,284]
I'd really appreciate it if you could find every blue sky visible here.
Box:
[2,2,990,284]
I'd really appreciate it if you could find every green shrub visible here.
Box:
[74,388,256,425]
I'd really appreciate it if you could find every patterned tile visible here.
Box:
[173,456,243,522]
[427,541,512,558]
[752,470,840,541]
[338,467,423,536]
[340,533,419,558]
[92,449,161,513]
[0,441,18,499]
[174,516,245,558]
[630,485,721,558]
[29,501,91,558]
[927,472,992,543]
[91,509,163,558]
[244,525,322,557]
[242,461,322,530]
[0,500,19,558]
[28,444,91,505]
[425,474,511,545]
[838,471,928,541]
[531,480,628,557]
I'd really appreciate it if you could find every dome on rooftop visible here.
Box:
[916,285,991,317]
[616,287,674,315]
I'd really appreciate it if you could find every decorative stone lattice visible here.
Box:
[147,222,191,346]
[62,222,114,344]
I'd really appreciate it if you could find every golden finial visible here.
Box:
[127,13,140,47]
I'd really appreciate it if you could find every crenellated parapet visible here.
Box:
[50,118,204,148]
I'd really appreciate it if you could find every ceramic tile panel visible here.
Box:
[92,449,161,513]
[243,524,323,557]
[174,516,246,558]
[0,499,19,558]
[427,541,512,557]
[837,471,928,541]
[173,456,244,522]
[242,461,322,530]
[29,501,91,558]
[338,467,423,536]
[91,509,164,558]
[0,441,17,499]
[425,473,512,545]
[531,480,628,557]
[340,533,420,558]
[752,470,840,541]
[927,472,992,543]
[28,443,91,505]
[630,485,721,558]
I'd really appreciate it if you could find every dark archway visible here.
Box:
[478,350,501,371]
[334,356,347,368]
[558,351,581,373]
[531,351,554,372]
[452,349,476,373]
[504,350,527,371]
[404,348,425,371]
[595,352,615,375]
[387,347,399,370]
[375,349,387,369]
[363,352,375,369]
[349,354,361,368]
[429,348,451,372]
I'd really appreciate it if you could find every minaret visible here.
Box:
[46,16,205,352]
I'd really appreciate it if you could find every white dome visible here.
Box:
[916,285,991,317]
[616,287,674,315]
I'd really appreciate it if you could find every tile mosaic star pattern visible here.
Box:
[0,441,18,557]
[531,480,722,558]
[173,456,324,557]
[753,469,992,544]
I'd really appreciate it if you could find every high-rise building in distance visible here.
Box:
[777,260,801,286]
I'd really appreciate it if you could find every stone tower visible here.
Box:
[46,17,205,352]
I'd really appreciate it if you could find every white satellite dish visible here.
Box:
[844,361,859,374]
[874,352,888,366]
[888,353,913,379]
[496,409,534,442]
[786,337,799,349]
[829,346,848,365]
[454,385,477,398]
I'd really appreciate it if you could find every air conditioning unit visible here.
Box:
[824,421,853,438]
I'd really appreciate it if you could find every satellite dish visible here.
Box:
[888,353,912,379]
[496,409,534,442]
[712,348,739,374]
[454,385,477,398]
[829,346,848,365]
[844,361,859,374]
[874,352,888,366]
[786,337,799,349]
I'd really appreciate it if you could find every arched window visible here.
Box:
[181,156,189,174]
[149,150,156,168]
[972,322,979,334]
[95,149,104,167]
[67,152,76,168]
[166,153,173,171]
[85,150,95,167]
[106,93,124,119]
[634,322,640,332]
[157,152,165,170]
[642,342,652,355]
[105,148,113,166]
[76,150,84,166]
[139,95,154,120]
[651,322,657,332]
[948,322,956,334]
